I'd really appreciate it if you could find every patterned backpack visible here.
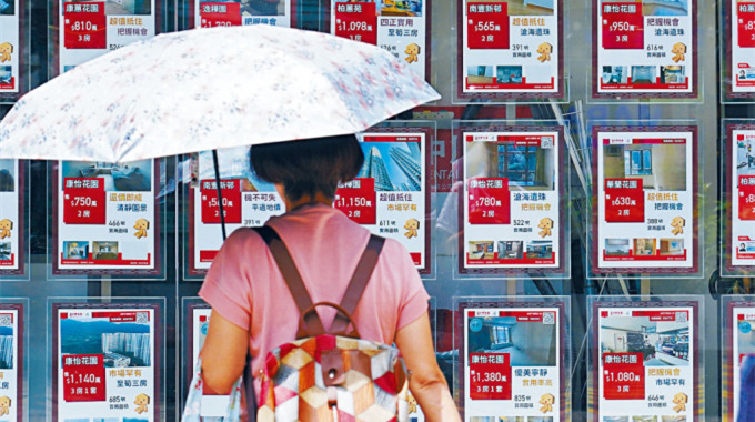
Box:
[252,225,411,422]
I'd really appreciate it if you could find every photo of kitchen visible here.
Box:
[467,313,557,366]
[600,314,690,365]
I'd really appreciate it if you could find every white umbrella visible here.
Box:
[0,25,440,163]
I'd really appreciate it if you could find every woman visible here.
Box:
[199,134,459,422]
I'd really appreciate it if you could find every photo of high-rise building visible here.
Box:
[358,141,422,192]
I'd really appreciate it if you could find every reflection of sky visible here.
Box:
[199,148,276,192]
[361,142,419,189]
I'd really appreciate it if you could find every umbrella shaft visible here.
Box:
[212,149,228,241]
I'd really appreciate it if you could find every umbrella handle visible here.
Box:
[212,150,228,241]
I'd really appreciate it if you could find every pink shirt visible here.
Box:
[199,204,429,373]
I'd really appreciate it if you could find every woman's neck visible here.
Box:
[286,192,332,211]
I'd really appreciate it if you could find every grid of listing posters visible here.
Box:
[593,0,696,98]
[727,0,755,98]
[56,0,157,73]
[0,0,19,94]
[0,160,23,276]
[460,301,566,422]
[726,124,755,272]
[592,301,698,422]
[459,0,562,99]
[460,128,564,275]
[0,304,22,422]
[193,0,291,28]
[592,126,697,274]
[53,160,160,275]
[188,147,285,275]
[53,304,159,422]
[334,131,430,273]
[330,0,427,80]
[725,300,755,422]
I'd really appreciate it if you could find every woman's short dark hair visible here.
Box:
[250,134,364,202]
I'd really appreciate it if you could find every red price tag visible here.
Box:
[63,2,107,50]
[62,353,106,402]
[466,2,509,50]
[334,2,377,45]
[63,178,107,225]
[604,179,644,223]
[739,175,755,220]
[738,3,755,48]
[200,179,242,224]
[469,353,512,401]
[601,2,644,50]
[468,178,510,225]
[334,178,376,224]
[602,353,645,401]
[200,2,241,28]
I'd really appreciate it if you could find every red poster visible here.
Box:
[62,178,107,225]
[200,179,242,224]
[738,175,755,220]
[601,2,644,50]
[469,353,512,401]
[602,353,645,400]
[62,2,107,50]
[468,178,511,225]
[200,2,242,28]
[466,2,509,50]
[62,354,107,402]
[333,2,377,45]
[604,179,645,223]
[738,4,755,48]
[334,178,377,224]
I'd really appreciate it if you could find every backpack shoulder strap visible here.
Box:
[253,226,325,336]
[331,234,386,334]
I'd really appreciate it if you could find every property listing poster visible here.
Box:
[330,0,427,80]
[57,0,156,73]
[193,0,291,28]
[459,0,562,98]
[0,304,22,422]
[728,0,755,98]
[726,125,755,271]
[0,0,20,94]
[593,0,696,98]
[0,160,23,275]
[53,305,158,422]
[334,132,429,272]
[593,127,696,274]
[593,303,697,422]
[461,129,563,274]
[460,303,565,422]
[54,160,160,274]
[189,147,285,274]
[725,302,755,422]
[187,306,228,416]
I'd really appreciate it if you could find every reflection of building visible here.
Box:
[359,147,395,191]
[390,147,421,191]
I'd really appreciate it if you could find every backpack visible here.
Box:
[252,225,412,422]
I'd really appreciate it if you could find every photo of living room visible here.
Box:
[661,416,686,422]
[660,238,684,255]
[62,160,152,192]
[468,0,554,16]
[468,313,557,366]
[467,66,495,84]
[603,142,687,191]
[466,138,555,190]
[601,315,690,365]
[381,0,422,17]
[0,159,14,192]
[633,417,657,422]
[526,240,553,259]
[469,241,495,260]
[634,238,656,255]
[92,241,119,260]
[631,66,657,84]
[497,241,524,260]
[0,242,11,262]
[63,0,151,15]
[661,66,685,84]
[62,241,89,260]
[496,66,523,84]
[736,137,755,176]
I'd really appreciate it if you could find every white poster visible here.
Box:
[0,160,21,273]
[729,128,755,268]
[463,307,563,422]
[55,306,157,422]
[0,307,20,422]
[462,130,562,272]
[594,0,696,97]
[0,0,19,93]
[55,160,159,273]
[731,0,755,96]
[58,0,156,73]
[596,305,695,422]
[194,0,291,28]
[460,0,561,97]
[594,128,696,273]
